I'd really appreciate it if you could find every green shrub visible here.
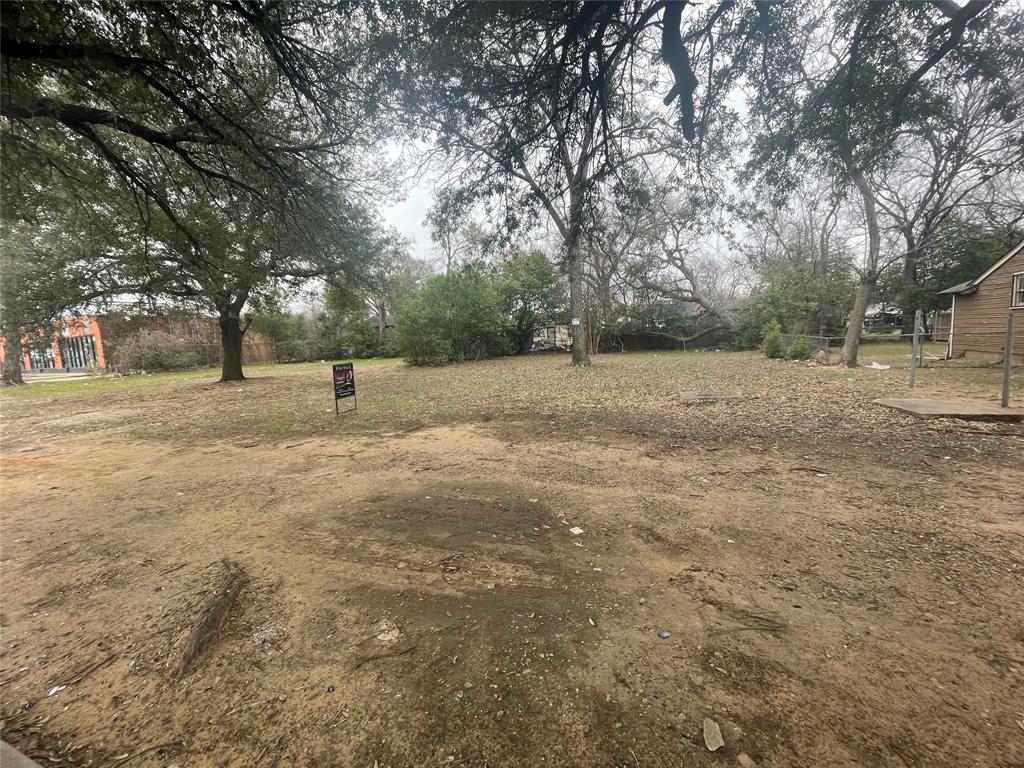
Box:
[249,311,312,362]
[762,320,784,359]
[398,327,453,365]
[394,268,507,365]
[787,336,813,360]
[111,330,200,374]
[339,313,382,358]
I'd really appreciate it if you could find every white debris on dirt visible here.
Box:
[703,718,725,751]
[251,627,285,650]
[374,619,400,643]
[569,526,584,535]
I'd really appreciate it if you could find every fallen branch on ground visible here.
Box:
[175,559,248,678]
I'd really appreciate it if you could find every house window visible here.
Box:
[1014,273,1024,308]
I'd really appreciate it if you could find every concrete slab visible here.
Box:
[875,398,1024,422]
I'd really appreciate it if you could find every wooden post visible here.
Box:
[909,309,922,388]
[1002,313,1014,408]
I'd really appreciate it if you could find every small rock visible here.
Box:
[375,619,400,643]
[738,753,757,767]
[252,627,284,649]
[703,718,725,752]
[639,597,646,605]
[657,630,672,639]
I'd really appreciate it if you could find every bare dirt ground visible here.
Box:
[1,351,1022,768]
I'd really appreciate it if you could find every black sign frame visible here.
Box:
[332,362,357,415]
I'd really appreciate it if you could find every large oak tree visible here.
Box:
[1,0,385,380]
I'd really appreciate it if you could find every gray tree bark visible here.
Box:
[218,302,247,382]
[900,227,918,335]
[2,334,26,386]
[565,181,591,366]
[840,169,882,367]
[840,275,877,367]
[568,251,590,366]
[375,300,387,346]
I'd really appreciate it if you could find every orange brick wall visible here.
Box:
[0,315,106,371]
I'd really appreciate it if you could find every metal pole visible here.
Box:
[1002,314,1014,408]
[909,309,922,388]
[918,314,926,367]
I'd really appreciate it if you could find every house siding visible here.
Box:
[949,249,1024,362]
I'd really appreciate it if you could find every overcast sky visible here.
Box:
[381,177,435,263]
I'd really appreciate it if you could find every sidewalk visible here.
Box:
[22,372,91,384]
[1,742,42,768]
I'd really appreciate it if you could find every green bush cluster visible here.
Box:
[761,320,784,359]
[394,268,508,365]
[110,330,200,374]
[786,336,813,360]
[248,311,312,362]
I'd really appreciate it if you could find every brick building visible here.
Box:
[1,314,276,374]
[1,315,108,373]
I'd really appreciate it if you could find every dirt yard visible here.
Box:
[1,350,1022,768]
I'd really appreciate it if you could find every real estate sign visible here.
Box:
[333,362,356,415]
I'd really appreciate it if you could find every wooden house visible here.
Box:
[939,240,1024,363]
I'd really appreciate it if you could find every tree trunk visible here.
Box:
[809,226,823,337]
[839,274,876,368]
[565,184,591,367]
[517,312,531,354]
[900,229,917,336]
[376,301,386,346]
[841,167,882,368]
[2,334,26,386]
[219,312,245,382]
[568,253,590,366]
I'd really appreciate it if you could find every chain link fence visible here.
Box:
[189,341,278,366]
[778,328,1019,369]
[779,334,832,361]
